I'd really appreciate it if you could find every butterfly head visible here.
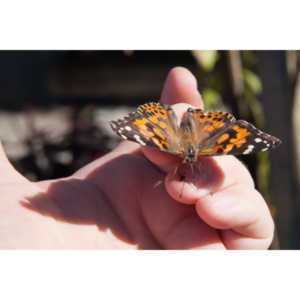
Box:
[183,145,197,164]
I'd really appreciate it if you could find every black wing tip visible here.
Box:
[109,120,117,130]
[272,136,282,147]
[109,119,122,128]
[264,133,282,148]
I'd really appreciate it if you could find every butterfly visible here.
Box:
[109,102,281,163]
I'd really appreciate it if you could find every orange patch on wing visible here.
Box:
[133,118,148,127]
[204,125,215,132]
[153,127,165,140]
[223,143,234,153]
[137,104,168,129]
[150,136,170,150]
[213,143,234,154]
[151,137,162,149]
[160,140,170,149]
[138,103,168,119]
[192,110,235,125]
[229,138,246,148]
[198,148,215,155]
[232,126,251,139]
[217,133,230,144]
[201,116,211,122]
[133,118,154,138]
[213,121,225,128]
[229,126,251,148]
[148,116,168,129]
[190,111,206,122]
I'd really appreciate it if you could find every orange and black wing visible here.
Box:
[186,108,281,156]
[110,102,182,154]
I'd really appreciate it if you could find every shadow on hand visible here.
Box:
[20,154,147,247]
[21,151,226,249]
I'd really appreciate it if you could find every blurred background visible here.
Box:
[0,50,298,249]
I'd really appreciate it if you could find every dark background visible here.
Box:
[0,50,298,249]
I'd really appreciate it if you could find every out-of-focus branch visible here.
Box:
[286,50,300,100]
[227,50,244,97]
[227,51,248,117]
[257,51,299,249]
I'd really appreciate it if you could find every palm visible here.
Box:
[0,67,274,249]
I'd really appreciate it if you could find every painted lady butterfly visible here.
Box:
[110,102,281,162]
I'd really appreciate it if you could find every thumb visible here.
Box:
[0,139,29,184]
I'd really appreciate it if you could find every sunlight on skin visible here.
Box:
[0,67,274,249]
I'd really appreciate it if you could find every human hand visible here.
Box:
[0,67,274,249]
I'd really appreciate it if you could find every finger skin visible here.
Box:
[140,174,226,249]
[165,155,255,204]
[195,185,274,248]
[160,66,203,107]
[163,155,274,248]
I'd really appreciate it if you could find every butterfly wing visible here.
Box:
[185,108,236,143]
[187,108,281,156]
[207,119,281,155]
[110,102,182,155]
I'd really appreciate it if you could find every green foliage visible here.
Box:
[202,88,222,111]
[193,50,219,72]
[243,69,262,95]
[257,151,271,196]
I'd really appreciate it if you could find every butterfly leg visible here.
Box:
[179,181,186,200]
[153,180,163,189]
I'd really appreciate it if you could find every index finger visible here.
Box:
[160,66,204,107]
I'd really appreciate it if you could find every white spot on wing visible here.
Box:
[243,144,254,154]
[134,134,146,146]
[125,126,132,131]
[255,138,262,143]
[120,134,128,140]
